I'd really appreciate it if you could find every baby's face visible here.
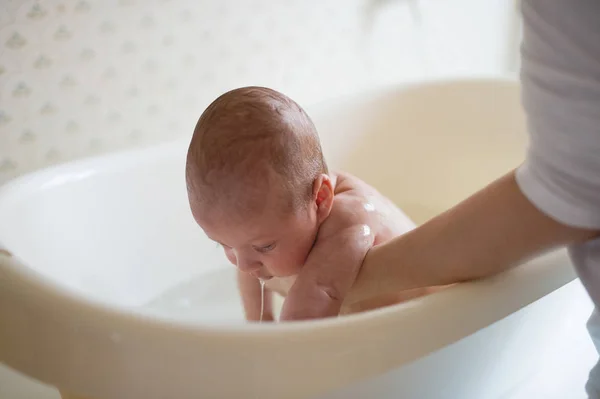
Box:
[193,201,319,280]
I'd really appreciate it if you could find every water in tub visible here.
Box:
[141,263,284,324]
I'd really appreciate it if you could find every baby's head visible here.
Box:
[186,86,333,280]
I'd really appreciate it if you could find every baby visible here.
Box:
[185,86,439,321]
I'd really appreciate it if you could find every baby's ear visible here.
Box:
[313,174,334,222]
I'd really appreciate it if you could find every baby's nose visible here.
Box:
[236,257,262,273]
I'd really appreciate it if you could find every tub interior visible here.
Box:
[0,148,238,317]
[0,80,528,324]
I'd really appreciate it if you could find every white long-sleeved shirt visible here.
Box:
[515,0,600,396]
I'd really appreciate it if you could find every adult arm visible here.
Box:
[349,0,600,304]
[347,171,597,304]
[283,0,600,317]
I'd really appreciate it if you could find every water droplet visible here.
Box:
[6,32,27,49]
[361,224,371,237]
[162,36,174,46]
[364,202,375,212]
[0,65,5,75]
[260,279,266,322]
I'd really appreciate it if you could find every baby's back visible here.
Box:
[331,171,416,243]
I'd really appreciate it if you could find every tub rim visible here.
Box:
[0,75,560,339]
[1,75,580,398]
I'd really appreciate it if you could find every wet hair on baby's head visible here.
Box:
[186,86,328,212]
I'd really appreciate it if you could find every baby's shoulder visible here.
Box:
[332,170,382,208]
[332,170,372,194]
[319,174,378,238]
[324,170,410,241]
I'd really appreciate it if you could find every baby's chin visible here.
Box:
[273,268,303,280]
[253,271,292,280]
[256,269,300,281]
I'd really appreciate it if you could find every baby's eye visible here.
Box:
[254,243,276,253]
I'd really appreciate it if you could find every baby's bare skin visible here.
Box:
[247,171,437,318]
[186,86,443,322]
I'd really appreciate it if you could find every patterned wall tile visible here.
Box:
[0,0,518,183]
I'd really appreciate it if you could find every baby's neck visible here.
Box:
[329,171,339,193]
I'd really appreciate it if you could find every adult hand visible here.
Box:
[348,171,597,305]
[283,171,597,321]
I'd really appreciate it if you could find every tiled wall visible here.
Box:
[0,0,519,183]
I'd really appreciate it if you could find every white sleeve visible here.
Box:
[516,0,600,229]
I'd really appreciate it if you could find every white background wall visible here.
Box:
[0,0,520,184]
[0,0,523,396]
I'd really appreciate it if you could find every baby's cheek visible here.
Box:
[283,263,304,275]
[224,249,237,266]
[275,253,305,276]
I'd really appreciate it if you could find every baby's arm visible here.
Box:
[237,270,274,322]
[280,224,374,321]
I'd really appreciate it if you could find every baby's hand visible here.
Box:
[279,225,374,321]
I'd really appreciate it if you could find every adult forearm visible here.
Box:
[349,171,597,302]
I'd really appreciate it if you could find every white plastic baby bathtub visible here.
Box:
[0,79,586,399]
